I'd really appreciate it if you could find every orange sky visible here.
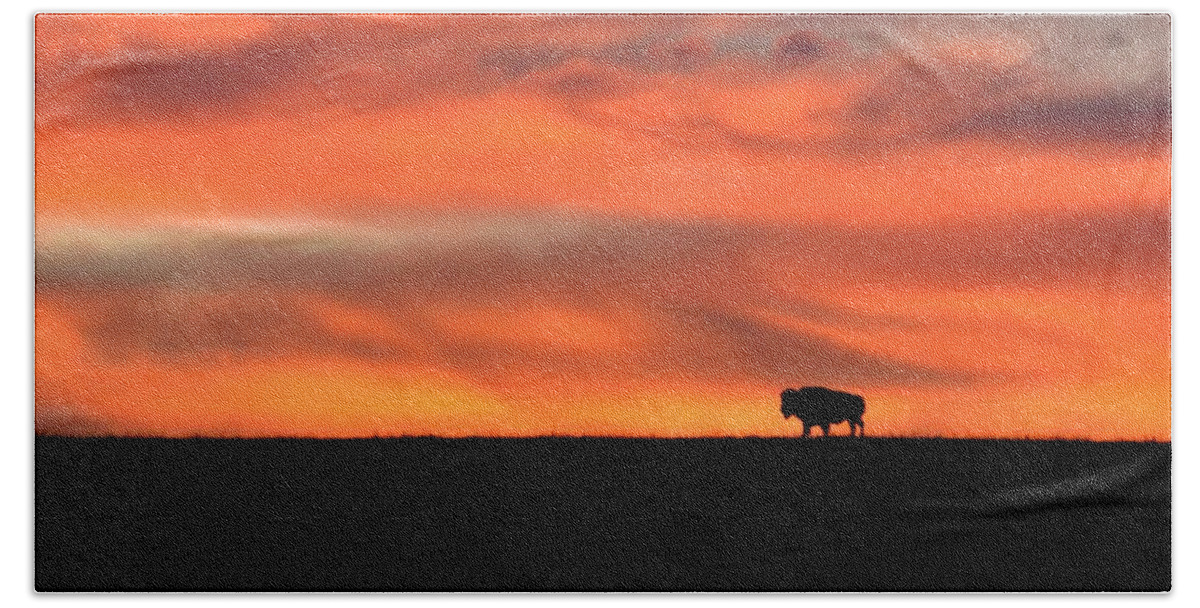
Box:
[34,14,1171,440]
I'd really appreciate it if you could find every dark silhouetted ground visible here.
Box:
[35,436,1169,591]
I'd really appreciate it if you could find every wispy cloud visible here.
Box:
[37,13,1170,149]
[36,205,1170,293]
[35,206,1166,393]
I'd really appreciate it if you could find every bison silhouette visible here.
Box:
[781,387,865,437]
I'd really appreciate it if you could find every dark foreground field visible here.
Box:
[35,437,1169,591]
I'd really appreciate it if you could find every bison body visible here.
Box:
[781,387,866,437]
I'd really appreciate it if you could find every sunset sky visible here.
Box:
[34,13,1170,439]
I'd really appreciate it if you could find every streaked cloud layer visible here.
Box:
[38,14,1168,142]
[35,14,1170,439]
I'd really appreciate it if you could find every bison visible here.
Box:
[781,387,866,437]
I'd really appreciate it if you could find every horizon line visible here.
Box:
[34,433,1171,444]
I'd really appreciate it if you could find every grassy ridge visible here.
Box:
[35,437,1170,591]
